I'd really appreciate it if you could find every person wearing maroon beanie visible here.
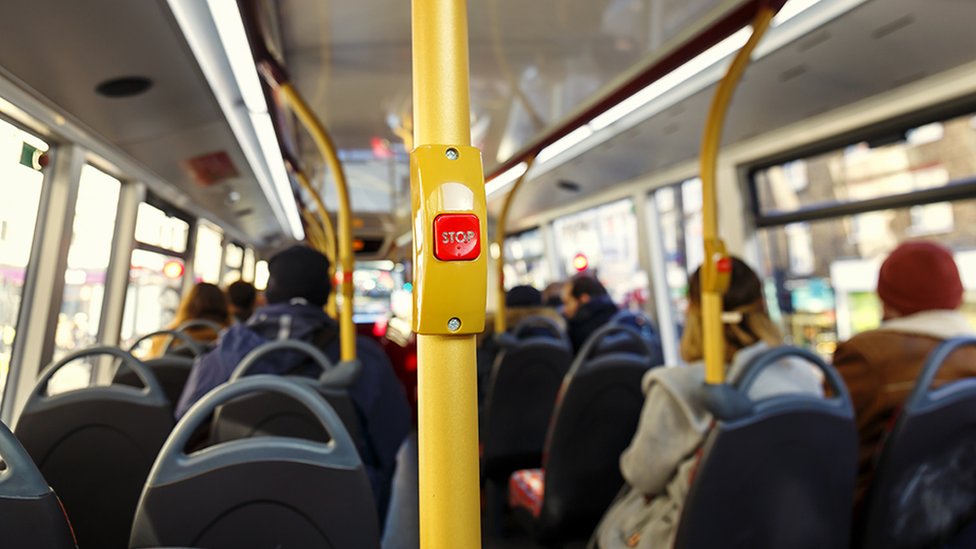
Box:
[833,241,976,515]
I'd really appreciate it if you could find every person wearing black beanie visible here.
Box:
[264,245,332,307]
[176,244,409,524]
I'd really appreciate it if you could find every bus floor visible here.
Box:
[383,430,587,549]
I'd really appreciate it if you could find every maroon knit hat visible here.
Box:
[877,241,963,315]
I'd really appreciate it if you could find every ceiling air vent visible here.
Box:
[181,151,239,186]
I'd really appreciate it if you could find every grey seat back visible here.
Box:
[858,336,976,549]
[129,376,379,549]
[482,321,572,482]
[210,340,366,457]
[117,330,201,407]
[0,420,77,549]
[127,321,222,359]
[673,346,857,549]
[533,324,655,543]
[15,347,172,549]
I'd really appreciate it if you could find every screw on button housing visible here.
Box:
[445,148,459,160]
[447,317,462,332]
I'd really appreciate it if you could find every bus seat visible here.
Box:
[672,346,857,549]
[15,347,173,549]
[115,356,195,408]
[477,315,565,411]
[857,336,976,549]
[481,323,572,484]
[209,339,366,457]
[0,420,77,549]
[129,376,379,549]
[126,328,206,359]
[509,324,655,544]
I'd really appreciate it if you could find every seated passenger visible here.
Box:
[562,275,620,353]
[176,245,410,521]
[563,276,665,360]
[505,284,566,337]
[593,258,823,548]
[149,282,231,357]
[832,241,976,512]
[478,285,566,407]
[226,279,258,323]
[543,281,565,308]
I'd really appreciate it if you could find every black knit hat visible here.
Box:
[506,285,542,308]
[265,245,332,307]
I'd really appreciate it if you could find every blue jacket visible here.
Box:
[175,301,410,520]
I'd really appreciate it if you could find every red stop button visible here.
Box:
[433,213,480,261]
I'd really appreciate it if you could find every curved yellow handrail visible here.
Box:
[493,157,536,335]
[294,168,339,319]
[300,208,328,253]
[294,170,338,274]
[278,83,357,363]
[700,7,775,384]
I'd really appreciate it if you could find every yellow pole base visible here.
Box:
[417,334,482,548]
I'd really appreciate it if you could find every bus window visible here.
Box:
[133,202,189,254]
[242,248,255,283]
[653,178,704,327]
[754,111,976,358]
[254,260,269,291]
[352,261,402,324]
[0,118,47,408]
[502,228,549,291]
[193,221,223,284]
[121,249,184,355]
[222,242,244,286]
[120,203,190,352]
[551,198,645,310]
[51,165,121,393]
[759,200,976,358]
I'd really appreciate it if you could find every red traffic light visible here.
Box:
[163,260,185,279]
[572,253,589,272]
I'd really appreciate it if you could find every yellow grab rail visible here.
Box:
[412,0,484,547]
[277,82,357,363]
[493,156,536,335]
[699,7,775,384]
[300,208,328,253]
[293,169,338,272]
[294,168,339,319]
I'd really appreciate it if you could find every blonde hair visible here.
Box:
[680,258,781,363]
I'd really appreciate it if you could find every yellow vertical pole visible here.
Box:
[699,8,774,384]
[412,0,482,547]
[493,158,535,335]
[278,83,357,362]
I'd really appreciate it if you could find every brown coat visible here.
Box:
[833,310,976,512]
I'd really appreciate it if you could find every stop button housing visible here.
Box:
[410,144,487,335]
